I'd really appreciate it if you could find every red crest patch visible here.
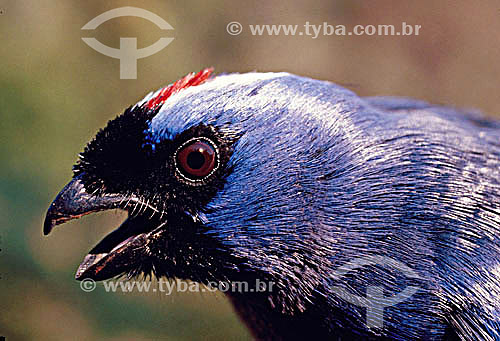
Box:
[146,68,214,109]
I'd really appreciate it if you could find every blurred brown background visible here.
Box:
[1,0,499,340]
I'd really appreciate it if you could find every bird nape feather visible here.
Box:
[44,68,500,340]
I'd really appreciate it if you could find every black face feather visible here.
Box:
[73,105,156,195]
[73,104,236,216]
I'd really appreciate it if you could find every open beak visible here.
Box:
[44,174,163,281]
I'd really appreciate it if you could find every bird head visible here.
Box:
[44,68,374,317]
[44,68,500,339]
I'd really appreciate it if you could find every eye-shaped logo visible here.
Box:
[330,255,421,329]
[81,7,174,79]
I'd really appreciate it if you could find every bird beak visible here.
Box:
[43,175,126,235]
[44,174,163,281]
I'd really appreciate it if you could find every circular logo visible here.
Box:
[226,21,243,35]
[80,278,97,292]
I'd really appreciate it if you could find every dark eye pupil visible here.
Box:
[187,151,205,169]
[176,139,217,180]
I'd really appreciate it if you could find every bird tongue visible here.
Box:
[76,234,136,278]
[74,213,169,281]
[75,231,151,281]
[111,234,137,252]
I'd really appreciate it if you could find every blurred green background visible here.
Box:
[1,0,499,340]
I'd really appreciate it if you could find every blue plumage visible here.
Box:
[45,71,500,340]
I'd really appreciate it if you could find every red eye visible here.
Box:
[176,139,217,180]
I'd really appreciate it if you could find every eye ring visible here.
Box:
[174,137,219,183]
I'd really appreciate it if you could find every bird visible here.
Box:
[44,68,500,340]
